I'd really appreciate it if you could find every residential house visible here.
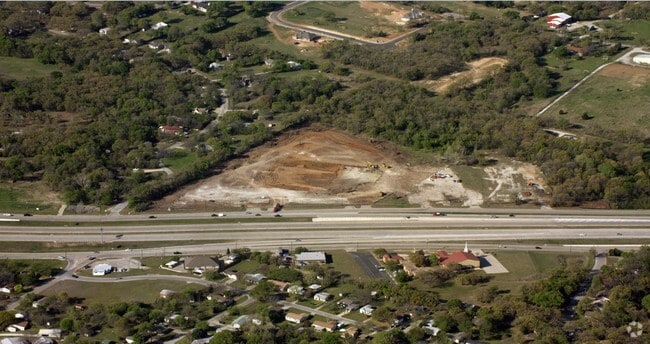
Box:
[185,256,220,271]
[295,251,326,265]
[160,289,175,299]
[32,298,45,308]
[190,338,212,344]
[423,320,441,336]
[148,42,164,50]
[337,298,360,312]
[191,2,210,13]
[99,27,110,35]
[33,337,54,344]
[287,285,304,295]
[314,292,331,302]
[232,315,250,329]
[342,326,360,338]
[567,44,592,57]
[38,329,62,339]
[268,279,290,292]
[152,22,168,30]
[382,253,404,264]
[159,125,182,135]
[285,312,309,324]
[245,273,266,284]
[294,31,318,42]
[359,305,375,316]
[308,284,322,291]
[312,320,337,332]
[287,61,302,70]
[208,62,224,70]
[0,285,13,294]
[5,321,28,332]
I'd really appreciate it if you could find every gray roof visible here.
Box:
[296,251,326,262]
[185,256,219,269]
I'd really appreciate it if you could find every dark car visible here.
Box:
[433,212,446,216]
[172,251,182,255]
[88,256,96,260]
[148,215,156,219]
[71,274,79,278]
[115,234,124,238]
[274,214,282,217]
[535,246,542,249]
[23,213,32,217]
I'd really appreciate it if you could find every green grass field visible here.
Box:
[42,280,204,305]
[0,183,58,214]
[601,19,650,45]
[372,193,417,208]
[162,150,198,172]
[328,250,375,281]
[0,57,62,79]
[544,64,650,138]
[283,1,406,38]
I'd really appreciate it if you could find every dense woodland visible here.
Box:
[0,1,649,209]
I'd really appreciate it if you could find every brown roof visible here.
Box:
[185,256,219,269]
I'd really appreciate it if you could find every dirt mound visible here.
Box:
[418,57,508,93]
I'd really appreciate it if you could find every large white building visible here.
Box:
[92,264,112,276]
[633,54,650,65]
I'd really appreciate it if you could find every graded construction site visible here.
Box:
[157,129,548,211]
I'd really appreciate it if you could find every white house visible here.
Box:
[0,286,12,294]
[359,305,375,316]
[633,54,650,65]
[285,312,309,324]
[92,263,112,276]
[314,292,331,302]
[99,27,110,35]
[151,22,168,30]
[287,285,304,295]
[223,271,238,280]
[232,315,250,329]
[295,252,326,264]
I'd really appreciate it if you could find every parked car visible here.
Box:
[148,215,156,219]
[23,213,32,217]
[172,251,182,255]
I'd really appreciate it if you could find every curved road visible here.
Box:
[267,1,423,47]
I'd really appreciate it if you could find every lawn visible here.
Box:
[451,166,494,201]
[41,280,204,305]
[601,19,650,45]
[372,193,417,208]
[283,1,407,38]
[328,250,373,281]
[0,57,62,79]
[226,260,262,274]
[542,64,650,138]
[0,183,59,214]
[162,150,198,172]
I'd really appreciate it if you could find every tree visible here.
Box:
[372,306,393,323]
[371,328,409,344]
[251,281,275,301]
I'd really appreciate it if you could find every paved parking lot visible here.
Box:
[348,252,392,281]
[475,250,509,274]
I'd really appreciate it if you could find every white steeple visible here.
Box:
[463,241,469,253]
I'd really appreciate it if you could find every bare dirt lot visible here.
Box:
[159,129,546,210]
[418,57,508,93]
[599,63,650,87]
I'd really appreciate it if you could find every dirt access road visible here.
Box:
[159,129,544,211]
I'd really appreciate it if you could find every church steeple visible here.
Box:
[463,241,469,253]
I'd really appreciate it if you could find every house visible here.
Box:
[314,292,331,302]
[295,251,326,265]
[547,12,572,29]
[633,54,650,65]
[232,315,250,329]
[159,125,183,135]
[0,338,30,344]
[99,27,110,35]
[193,107,210,115]
[160,289,175,299]
[337,298,360,312]
[191,2,210,13]
[92,263,112,276]
[268,279,290,292]
[359,305,375,316]
[294,31,318,42]
[342,326,360,338]
[149,42,164,50]
[382,253,404,264]
[423,320,441,336]
[285,312,309,324]
[208,62,224,70]
[312,320,337,332]
[0,285,13,293]
[286,61,302,70]
[308,284,322,291]
[185,256,220,271]
[5,321,28,332]
[32,298,45,308]
[401,9,424,22]
[151,22,168,30]
[438,243,480,269]
[123,38,138,44]
[245,273,266,284]
[287,285,304,295]
[567,44,591,57]
[38,329,62,339]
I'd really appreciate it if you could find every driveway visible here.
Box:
[278,300,358,325]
